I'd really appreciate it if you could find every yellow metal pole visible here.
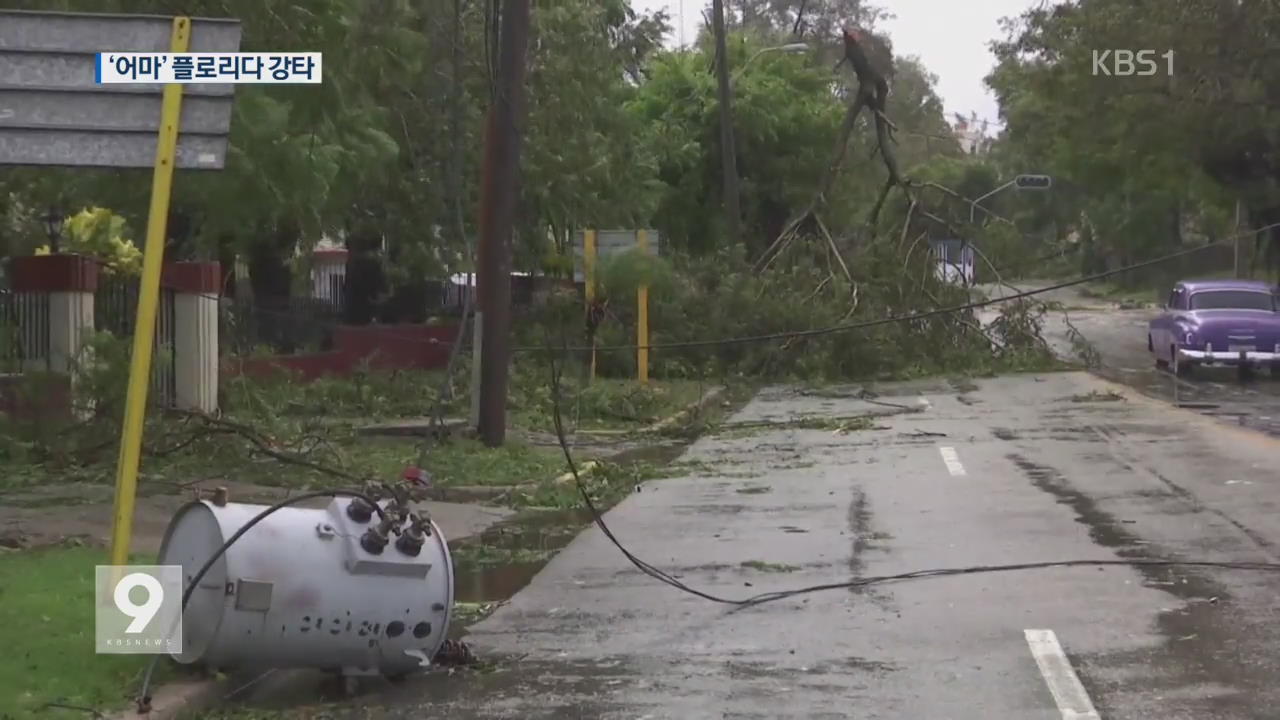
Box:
[108,16,190,566]
[636,229,649,385]
[584,229,597,382]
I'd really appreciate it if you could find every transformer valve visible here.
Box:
[396,518,427,557]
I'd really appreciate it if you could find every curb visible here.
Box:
[644,385,727,434]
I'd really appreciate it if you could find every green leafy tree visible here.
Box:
[988,0,1280,273]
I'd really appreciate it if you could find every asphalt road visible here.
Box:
[978,281,1280,438]
[249,371,1280,719]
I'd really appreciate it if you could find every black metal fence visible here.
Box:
[95,275,177,408]
[0,288,49,374]
[220,295,343,356]
[0,285,49,371]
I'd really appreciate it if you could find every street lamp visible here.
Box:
[970,174,1053,224]
[732,42,809,84]
[42,206,64,254]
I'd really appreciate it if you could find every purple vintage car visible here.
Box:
[1148,279,1280,377]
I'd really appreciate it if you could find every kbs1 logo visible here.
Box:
[1092,50,1174,77]
[95,565,184,654]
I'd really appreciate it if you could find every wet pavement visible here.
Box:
[228,371,1280,719]
[979,281,1280,438]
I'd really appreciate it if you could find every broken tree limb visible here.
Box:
[792,0,810,36]
[897,197,918,252]
[800,275,833,305]
[839,282,861,322]
[757,26,901,275]
[815,215,853,283]
[902,230,928,270]
[866,178,896,228]
[754,93,867,274]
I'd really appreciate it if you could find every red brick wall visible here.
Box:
[222,323,460,382]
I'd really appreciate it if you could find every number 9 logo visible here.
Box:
[114,572,164,633]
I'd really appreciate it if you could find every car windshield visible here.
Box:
[1188,290,1277,311]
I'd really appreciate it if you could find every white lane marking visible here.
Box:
[1025,629,1101,720]
[938,446,966,476]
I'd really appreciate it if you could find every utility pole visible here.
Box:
[711,0,746,258]
[475,0,530,447]
[1233,200,1243,278]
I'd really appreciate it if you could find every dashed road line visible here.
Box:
[938,446,966,476]
[1025,629,1101,720]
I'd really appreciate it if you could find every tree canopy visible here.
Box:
[987,0,1280,273]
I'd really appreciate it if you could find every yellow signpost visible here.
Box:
[584,229,598,382]
[107,16,190,566]
[636,229,649,385]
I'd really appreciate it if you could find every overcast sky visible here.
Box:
[630,0,1044,127]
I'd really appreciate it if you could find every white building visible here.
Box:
[930,239,975,285]
[310,236,348,304]
[953,112,992,155]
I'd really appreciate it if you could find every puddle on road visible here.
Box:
[451,507,594,604]
[450,440,698,608]
[1009,453,1277,704]
[1092,363,1280,438]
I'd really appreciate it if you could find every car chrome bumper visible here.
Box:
[1178,348,1280,365]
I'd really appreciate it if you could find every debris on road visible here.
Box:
[434,639,478,667]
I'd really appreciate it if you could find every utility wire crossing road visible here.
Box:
[338,373,1280,720]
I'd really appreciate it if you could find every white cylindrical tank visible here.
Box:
[157,497,454,677]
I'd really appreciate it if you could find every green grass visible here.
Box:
[0,546,171,720]
[0,367,710,493]
[418,438,567,488]
[450,543,557,569]
[509,375,711,432]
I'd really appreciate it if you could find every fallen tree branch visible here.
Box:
[897,197,918,252]
[800,275,833,305]
[815,215,852,283]
[902,230,928,270]
[754,82,868,274]
[171,409,368,483]
[866,178,896,228]
[791,0,809,35]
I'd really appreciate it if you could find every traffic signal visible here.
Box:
[1015,174,1052,190]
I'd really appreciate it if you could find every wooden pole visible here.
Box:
[475,0,530,447]
[636,229,649,384]
[584,229,597,381]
